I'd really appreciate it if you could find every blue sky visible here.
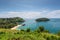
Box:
[0,0,60,19]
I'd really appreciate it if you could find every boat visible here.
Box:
[22,24,25,26]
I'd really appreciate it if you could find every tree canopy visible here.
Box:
[0,17,24,29]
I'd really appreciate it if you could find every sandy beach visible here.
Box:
[11,25,22,30]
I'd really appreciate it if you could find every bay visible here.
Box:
[17,18,60,33]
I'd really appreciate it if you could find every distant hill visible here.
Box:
[0,17,24,29]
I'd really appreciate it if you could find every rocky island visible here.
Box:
[36,18,50,22]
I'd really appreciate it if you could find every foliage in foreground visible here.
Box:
[0,29,60,40]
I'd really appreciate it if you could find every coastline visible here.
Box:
[11,25,22,30]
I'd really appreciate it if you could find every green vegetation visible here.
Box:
[26,28,30,32]
[0,17,24,29]
[36,18,50,22]
[0,26,59,40]
[57,32,60,36]
[0,17,60,40]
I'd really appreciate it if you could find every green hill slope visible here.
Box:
[0,29,60,40]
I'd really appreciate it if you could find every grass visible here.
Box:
[0,29,60,40]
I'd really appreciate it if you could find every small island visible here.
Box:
[36,18,50,22]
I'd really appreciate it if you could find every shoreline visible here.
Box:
[11,25,22,30]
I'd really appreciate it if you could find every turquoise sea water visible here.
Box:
[17,18,60,33]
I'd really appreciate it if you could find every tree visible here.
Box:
[26,28,30,32]
[38,26,44,32]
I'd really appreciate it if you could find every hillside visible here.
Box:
[0,17,24,29]
[0,29,59,40]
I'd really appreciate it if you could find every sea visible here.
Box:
[17,18,60,33]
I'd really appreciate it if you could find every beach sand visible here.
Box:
[11,25,22,30]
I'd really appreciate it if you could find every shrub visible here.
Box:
[26,28,30,32]
[57,32,60,36]
[39,26,44,32]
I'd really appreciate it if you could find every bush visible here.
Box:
[39,26,44,32]
[26,28,30,32]
[57,32,60,36]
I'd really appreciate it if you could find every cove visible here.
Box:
[17,18,60,33]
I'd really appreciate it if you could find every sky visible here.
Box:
[0,0,60,19]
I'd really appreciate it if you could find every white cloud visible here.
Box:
[7,12,42,19]
[0,10,60,19]
[47,10,60,18]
